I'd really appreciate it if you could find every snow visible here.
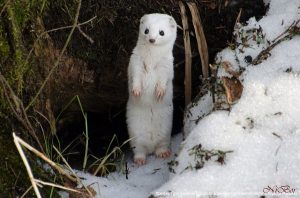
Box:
[183,91,214,137]
[60,134,183,198]
[154,0,300,197]
[62,0,300,197]
[155,65,300,195]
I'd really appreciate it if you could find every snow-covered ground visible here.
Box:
[63,0,300,197]
[60,134,183,198]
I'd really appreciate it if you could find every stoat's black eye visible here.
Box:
[144,28,149,34]
[159,30,164,36]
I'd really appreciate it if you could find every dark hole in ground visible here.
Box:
[53,0,267,171]
[56,99,184,170]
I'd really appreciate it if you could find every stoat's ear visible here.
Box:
[169,17,177,28]
[140,15,148,24]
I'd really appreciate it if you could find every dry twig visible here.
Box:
[13,133,78,183]
[34,179,80,193]
[13,133,83,197]
[20,186,33,198]
[252,20,300,65]
[77,25,95,44]
[13,133,42,197]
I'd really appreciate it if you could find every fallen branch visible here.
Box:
[252,20,300,65]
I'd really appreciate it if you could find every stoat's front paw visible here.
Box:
[132,86,141,97]
[155,84,166,100]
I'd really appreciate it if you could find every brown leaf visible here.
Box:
[222,77,243,104]
[221,61,241,78]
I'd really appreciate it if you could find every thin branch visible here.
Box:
[53,146,94,197]
[272,20,299,42]
[14,133,78,183]
[13,133,42,198]
[44,16,97,34]
[34,179,80,193]
[25,0,82,111]
[0,72,44,151]
[24,15,96,66]
[20,186,33,198]
[234,9,242,28]
[252,20,300,65]
[14,133,84,197]
[77,25,94,43]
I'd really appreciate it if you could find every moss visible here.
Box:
[0,122,32,196]
[8,0,47,30]
[0,0,61,196]
[4,2,27,93]
[0,28,10,65]
[2,0,49,94]
[10,0,29,29]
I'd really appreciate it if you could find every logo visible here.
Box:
[263,185,296,195]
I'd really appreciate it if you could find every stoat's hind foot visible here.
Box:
[134,153,146,166]
[134,157,146,166]
[155,149,171,159]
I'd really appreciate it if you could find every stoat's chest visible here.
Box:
[141,61,159,90]
[141,48,165,69]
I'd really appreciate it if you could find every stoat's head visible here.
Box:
[139,13,177,46]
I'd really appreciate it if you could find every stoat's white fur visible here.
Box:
[126,13,177,165]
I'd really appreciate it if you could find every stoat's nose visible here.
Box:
[149,39,155,43]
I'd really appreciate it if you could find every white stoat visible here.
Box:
[126,13,177,165]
